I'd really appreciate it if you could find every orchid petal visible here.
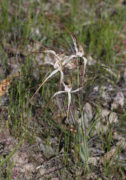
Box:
[67,92,72,117]
[71,36,78,54]
[30,69,59,101]
[44,61,54,66]
[60,70,64,84]
[44,50,61,61]
[71,87,82,93]
[78,43,84,56]
[53,90,66,98]
[42,69,59,85]
[44,50,57,56]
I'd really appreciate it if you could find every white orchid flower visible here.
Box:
[43,50,71,84]
[30,50,72,102]
[52,82,82,119]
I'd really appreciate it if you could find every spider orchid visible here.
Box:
[30,50,72,102]
[42,49,78,83]
[52,82,82,119]
[71,36,87,76]
[29,36,87,103]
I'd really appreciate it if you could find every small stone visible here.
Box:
[109,112,118,124]
[39,168,46,176]
[101,109,110,118]
[78,103,93,130]
[111,91,124,110]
